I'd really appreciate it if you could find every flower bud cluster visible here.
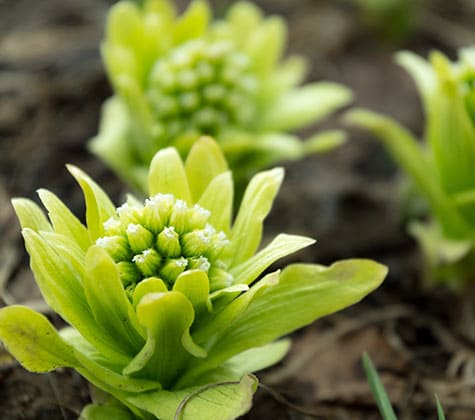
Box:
[147,39,258,139]
[96,193,231,294]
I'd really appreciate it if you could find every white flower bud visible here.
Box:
[102,217,123,236]
[168,200,188,233]
[133,248,162,277]
[188,256,211,272]
[126,223,154,254]
[188,205,210,230]
[182,230,210,256]
[117,261,141,286]
[160,257,188,284]
[96,235,130,261]
[156,226,181,258]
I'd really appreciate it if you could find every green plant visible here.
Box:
[1,138,386,419]
[362,353,446,419]
[346,48,475,291]
[89,0,352,192]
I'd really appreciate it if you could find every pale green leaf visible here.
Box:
[11,198,52,232]
[125,292,205,387]
[80,403,134,420]
[426,73,475,197]
[345,108,467,237]
[74,349,161,394]
[231,234,315,285]
[106,1,142,48]
[192,271,279,345]
[67,165,116,242]
[40,231,86,280]
[248,133,307,161]
[227,2,262,45]
[22,229,85,317]
[173,270,211,317]
[396,50,435,108]
[21,229,129,365]
[193,260,386,379]
[228,168,284,267]
[220,131,339,180]
[303,130,347,154]
[174,0,210,43]
[88,98,141,190]
[84,246,144,355]
[114,75,157,162]
[37,189,90,251]
[197,171,233,234]
[409,221,472,267]
[103,0,152,86]
[128,374,257,420]
[224,339,291,376]
[180,272,280,387]
[61,328,160,394]
[132,277,168,309]
[144,0,176,21]
[0,305,77,372]
[261,82,353,131]
[185,137,228,202]
[246,17,286,76]
[264,55,307,97]
[209,284,249,301]
[148,147,192,203]
[102,44,140,89]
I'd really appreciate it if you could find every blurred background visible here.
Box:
[1,0,475,418]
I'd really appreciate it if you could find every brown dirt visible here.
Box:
[1,0,475,419]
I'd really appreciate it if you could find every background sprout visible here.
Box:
[346,48,475,292]
[89,0,353,191]
[1,138,386,420]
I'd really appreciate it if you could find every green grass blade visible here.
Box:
[362,353,398,420]
[435,395,446,420]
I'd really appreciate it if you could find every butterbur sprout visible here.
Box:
[2,138,386,419]
[89,0,353,191]
[347,48,475,291]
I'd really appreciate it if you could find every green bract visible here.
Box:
[346,48,475,290]
[89,0,353,191]
[2,138,386,419]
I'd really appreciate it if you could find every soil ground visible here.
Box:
[1,0,475,418]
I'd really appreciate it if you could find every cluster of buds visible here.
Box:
[0,138,386,419]
[96,194,232,293]
[147,40,257,138]
[90,0,352,190]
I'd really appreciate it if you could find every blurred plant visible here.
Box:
[1,138,386,419]
[89,0,352,192]
[362,353,446,420]
[346,48,475,291]
[348,0,419,43]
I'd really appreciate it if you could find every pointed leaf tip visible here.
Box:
[148,147,191,203]
[228,167,285,266]
[185,136,228,202]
